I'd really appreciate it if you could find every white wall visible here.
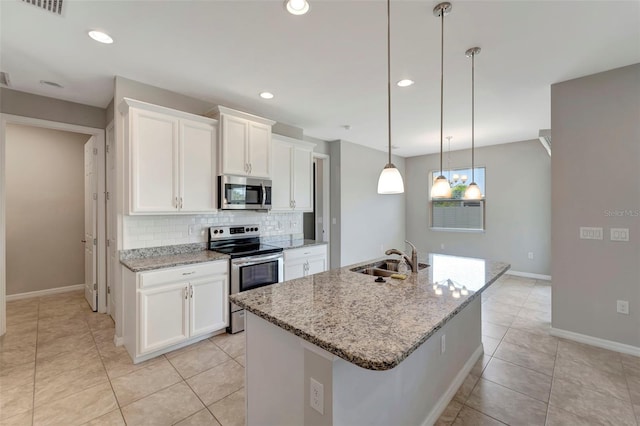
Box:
[337,141,406,266]
[6,124,90,294]
[551,63,640,348]
[405,140,551,275]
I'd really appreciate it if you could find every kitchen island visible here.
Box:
[231,253,509,426]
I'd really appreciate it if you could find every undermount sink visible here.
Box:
[350,259,429,277]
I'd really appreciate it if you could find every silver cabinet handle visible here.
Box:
[180,197,183,209]
[175,197,179,208]
[184,287,188,300]
[293,200,296,209]
[245,163,248,173]
[182,271,195,276]
[190,286,194,298]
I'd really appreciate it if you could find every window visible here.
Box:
[430,167,485,231]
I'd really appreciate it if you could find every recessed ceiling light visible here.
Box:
[88,30,114,44]
[259,92,275,99]
[40,80,64,89]
[397,79,414,87]
[285,0,310,15]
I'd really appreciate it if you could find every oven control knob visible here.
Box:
[213,230,219,234]
[245,227,250,232]
[219,230,224,234]
[254,227,258,232]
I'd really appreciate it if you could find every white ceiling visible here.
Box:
[1,0,639,157]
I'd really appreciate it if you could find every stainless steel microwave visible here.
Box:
[218,175,272,210]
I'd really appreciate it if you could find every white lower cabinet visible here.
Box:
[283,245,328,281]
[124,260,228,363]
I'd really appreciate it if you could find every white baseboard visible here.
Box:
[550,327,640,357]
[422,344,484,426]
[506,270,551,281]
[6,284,84,301]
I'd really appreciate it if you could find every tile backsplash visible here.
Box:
[123,211,303,249]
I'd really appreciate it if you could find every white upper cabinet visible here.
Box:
[271,135,315,212]
[121,98,217,215]
[212,106,275,179]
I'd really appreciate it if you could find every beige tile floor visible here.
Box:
[2,276,639,425]
[1,291,245,426]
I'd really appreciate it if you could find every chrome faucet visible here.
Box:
[385,240,419,273]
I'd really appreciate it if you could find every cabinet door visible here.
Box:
[130,109,179,213]
[292,147,313,212]
[248,122,271,178]
[307,255,327,276]
[284,259,306,281]
[139,283,188,355]
[271,141,293,211]
[221,115,249,176]
[180,120,217,212]
[189,275,228,338]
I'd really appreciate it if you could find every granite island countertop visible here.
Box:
[230,253,509,371]
[120,244,229,272]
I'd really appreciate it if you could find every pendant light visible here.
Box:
[377,0,405,194]
[464,46,482,200]
[430,2,452,199]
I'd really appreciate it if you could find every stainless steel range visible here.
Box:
[208,225,283,334]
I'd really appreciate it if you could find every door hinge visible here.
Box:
[93,147,98,155]
[107,239,111,247]
[107,286,111,294]
[106,144,110,154]
[93,283,97,290]
[106,191,110,201]
[93,193,98,201]
[93,238,97,245]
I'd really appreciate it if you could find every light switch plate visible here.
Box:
[580,227,603,240]
[617,300,629,315]
[610,228,629,242]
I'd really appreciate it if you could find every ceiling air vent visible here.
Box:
[0,72,10,87]
[21,0,64,15]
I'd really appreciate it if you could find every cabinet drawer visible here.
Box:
[284,245,327,262]
[139,261,228,288]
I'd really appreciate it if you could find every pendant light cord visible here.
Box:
[439,10,444,176]
[386,0,392,165]
[471,51,475,183]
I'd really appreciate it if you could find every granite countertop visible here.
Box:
[268,239,328,250]
[230,253,510,371]
[120,244,229,272]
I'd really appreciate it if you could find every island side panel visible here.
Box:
[246,311,305,425]
[332,298,482,426]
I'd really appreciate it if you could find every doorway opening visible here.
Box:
[304,154,330,254]
[0,114,107,335]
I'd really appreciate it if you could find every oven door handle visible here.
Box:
[232,253,283,266]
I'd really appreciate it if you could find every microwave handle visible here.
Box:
[261,182,266,208]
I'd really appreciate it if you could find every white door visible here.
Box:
[130,109,179,213]
[271,140,293,211]
[84,138,98,311]
[189,275,228,337]
[139,283,189,354]
[221,115,249,176]
[180,120,216,212]
[293,147,313,211]
[106,123,116,319]
[248,122,271,178]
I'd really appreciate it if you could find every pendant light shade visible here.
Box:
[378,164,405,194]
[432,175,452,198]
[377,0,405,194]
[464,46,482,200]
[430,2,452,199]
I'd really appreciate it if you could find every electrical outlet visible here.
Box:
[441,334,446,354]
[580,227,603,240]
[610,228,629,242]
[617,300,629,315]
[528,252,534,260]
[310,378,324,414]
